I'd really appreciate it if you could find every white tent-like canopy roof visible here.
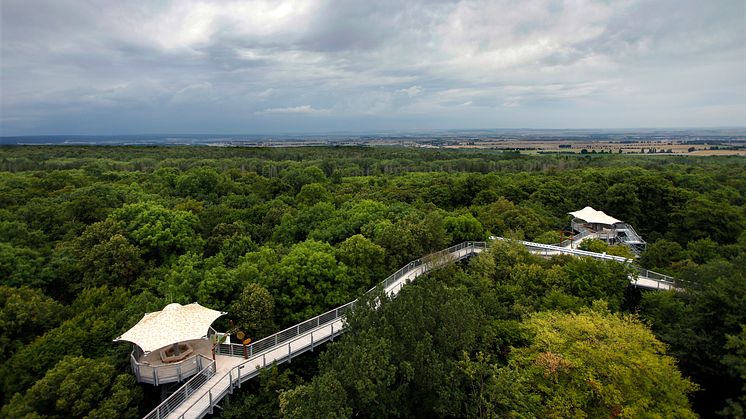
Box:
[569,206,622,226]
[115,303,225,353]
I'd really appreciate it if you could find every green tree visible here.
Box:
[578,238,608,253]
[281,166,327,192]
[1,356,142,419]
[175,166,225,201]
[686,237,720,264]
[229,283,276,339]
[641,257,746,414]
[79,234,144,289]
[456,352,541,418]
[444,213,484,243]
[335,234,386,291]
[111,202,203,260]
[556,257,630,310]
[1,287,163,399]
[204,222,245,257]
[639,239,685,271]
[0,242,44,288]
[720,326,746,416]
[494,204,546,239]
[604,183,642,226]
[280,373,352,419]
[0,286,66,359]
[508,306,697,418]
[197,263,243,310]
[296,183,332,206]
[529,180,569,212]
[65,183,127,225]
[219,234,256,267]
[282,280,487,417]
[670,196,744,244]
[157,252,204,304]
[0,220,47,248]
[272,240,352,323]
[363,218,421,270]
[606,244,635,259]
[314,331,398,417]
[533,230,561,245]
[219,366,299,419]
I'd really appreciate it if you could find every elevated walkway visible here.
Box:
[144,239,678,419]
[506,239,678,290]
[568,220,646,255]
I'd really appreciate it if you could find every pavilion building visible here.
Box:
[114,302,225,386]
[566,206,646,254]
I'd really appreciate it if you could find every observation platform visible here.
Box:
[129,339,213,386]
[565,206,647,254]
[141,239,680,419]
[115,303,226,386]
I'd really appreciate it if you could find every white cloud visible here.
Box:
[397,85,422,97]
[0,0,743,134]
[256,105,321,114]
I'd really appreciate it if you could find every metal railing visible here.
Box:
[145,237,682,418]
[633,268,680,289]
[571,219,592,235]
[147,241,487,419]
[142,355,215,419]
[212,241,486,362]
[618,223,645,244]
[494,237,679,290]
[502,238,632,263]
[570,219,646,254]
[130,350,205,386]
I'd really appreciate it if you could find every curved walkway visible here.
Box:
[144,239,677,419]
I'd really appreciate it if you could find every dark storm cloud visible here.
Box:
[1,0,743,135]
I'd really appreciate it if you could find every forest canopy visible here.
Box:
[0,146,744,417]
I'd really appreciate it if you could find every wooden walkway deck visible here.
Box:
[144,240,679,419]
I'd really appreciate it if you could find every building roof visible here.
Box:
[115,303,225,353]
[569,206,622,225]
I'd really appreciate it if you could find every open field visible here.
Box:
[435,139,746,155]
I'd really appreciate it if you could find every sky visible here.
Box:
[1,0,744,136]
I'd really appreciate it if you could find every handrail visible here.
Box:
[211,242,483,361]
[633,267,679,288]
[618,223,645,244]
[170,241,487,419]
[498,237,632,263]
[142,354,215,419]
[144,238,677,419]
[494,237,680,289]
[130,348,203,369]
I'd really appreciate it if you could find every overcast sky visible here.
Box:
[1,0,744,135]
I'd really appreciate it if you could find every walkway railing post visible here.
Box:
[152,241,680,419]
